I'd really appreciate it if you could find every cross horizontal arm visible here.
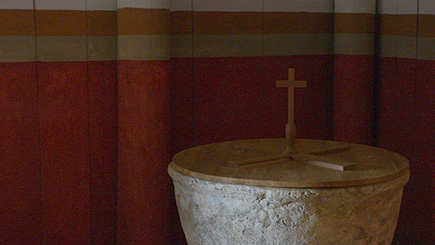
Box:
[276,80,307,88]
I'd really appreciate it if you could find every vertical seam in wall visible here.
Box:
[413,0,420,134]
[84,1,93,243]
[33,0,44,243]
[191,0,196,145]
[372,0,382,147]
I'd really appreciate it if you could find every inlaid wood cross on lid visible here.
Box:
[230,68,355,171]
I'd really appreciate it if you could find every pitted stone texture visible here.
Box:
[169,167,409,245]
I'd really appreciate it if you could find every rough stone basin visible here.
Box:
[168,139,410,245]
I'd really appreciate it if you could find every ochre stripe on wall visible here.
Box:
[193,12,263,35]
[378,14,417,36]
[263,12,333,34]
[36,10,86,36]
[117,8,169,35]
[170,11,192,35]
[87,11,117,36]
[171,12,334,35]
[334,13,375,34]
[0,10,35,36]
[419,15,435,38]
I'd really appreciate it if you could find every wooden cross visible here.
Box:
[276,68,307,151]
[229,68,355,171]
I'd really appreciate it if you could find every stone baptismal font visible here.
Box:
[168,69,410,244]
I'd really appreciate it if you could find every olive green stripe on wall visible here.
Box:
[1,35,117,62]
[36,36,87,62]
[192,34,263,58]
[87,36,117,61]
[0,36,36,62]
[333,33,376,56]
[264,33,333,56]
[379,35,418,59]
[417,37,435,60]
[117,35,169,61]
[170,33,333,58]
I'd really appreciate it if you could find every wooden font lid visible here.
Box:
[170,138,409,188]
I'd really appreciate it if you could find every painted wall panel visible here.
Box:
[0,63,42,244]
[117,60,172,244]
[414,59,435,244]
[88,61,118,245]
[38,62,91,244]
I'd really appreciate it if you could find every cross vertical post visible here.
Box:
[276,68,307,152]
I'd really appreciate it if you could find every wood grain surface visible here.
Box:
[170,138,410,188]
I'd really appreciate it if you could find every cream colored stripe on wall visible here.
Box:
[170,0,334,12]
[419,0,435,14]
[87,0,117,11]
[192,0,262,12]
[334,0,376,13]
[170,0,191,11]
[35,0,86,10]
[117,0,169,9]
[1,0,34,9]
[378,0,418,14]
[264,0,333,13]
